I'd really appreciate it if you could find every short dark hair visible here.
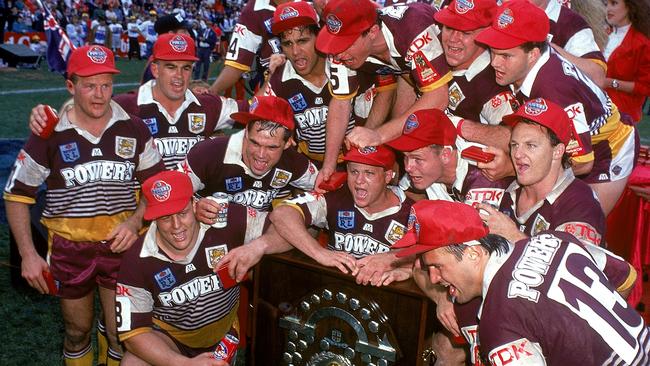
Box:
[246,120,292,142]
[279,24,320,40]
[445,234,511,261]
[521,41,548,54]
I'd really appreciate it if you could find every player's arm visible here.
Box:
[455,117,512,153]
[318,97,352,190]
[362,87,395,130]
[550,43,606,88]
[269,203,356,274]
[123,331,226,366]
[478,203,528,243]
[355,251,414,286]
[412,258,460,336]
[5,200,50,294]
[209,65,246,95]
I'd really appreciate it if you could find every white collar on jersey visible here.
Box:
[223,129,272,179]
[137,79,201,125]
[515,48,551,98]
[451,50,491,82]
[56,100,131,144]
[281,61,327,93]
[478,243,515,319]
[253,0,277,11]
[140,221,209,263]
[545,0,562,22]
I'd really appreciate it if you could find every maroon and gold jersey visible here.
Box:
[479,231,649,366]
[264,61,355,160]
[114,81,246,170]
[3,101,164,242]
[448,51,518,125]
[282,186,413,259]
[116,203,250,349]
[224,0,280,72]
[515,49,635,183]
[327,3,451,99]
[545,0,605,64]
[179,130,318,213]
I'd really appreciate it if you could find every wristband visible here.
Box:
[456,118,465,138]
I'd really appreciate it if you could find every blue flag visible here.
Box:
[40,1,75,76]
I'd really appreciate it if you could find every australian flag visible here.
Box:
[38,0,75,76]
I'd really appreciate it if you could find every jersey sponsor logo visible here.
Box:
[406,31,434,62]
[557,221,602,247]
[169,34,189,52]
[150,179,172,201]
[225,176,243,191]
[385,220,406,244]
[488,338,538,366]
[115,136,137,159]
[460,325,483,366]
[530,214,550,236]
[116,284,131,296]
[337,211,355,229]
[496,8,514,29]
[523,98,547,116]
[154,136,204,157]
[325,14,342,34]
[448,82,465,110]
[455,0,475,14]
[91,148,103,157]
[59,142,81,163]
[143,117,158,135]
[295,106,328,130]
[154,267,177,290]
[188,113,206,134]
[185,263,196,273]
[413,51,438,85]
[332,232,391,257]
[270,169,292,188]
[158,273,223,306]
[404,114,419,134]
[231,189,279,210]
[279,6,299,20]
[234,24,246,36]
[87,45,108,63]
[205,244,228,269]
[464,188,505,208]
[60,160,136,187]
[288,93,308,112]
[507,234,561,302]
[363,223,373,232]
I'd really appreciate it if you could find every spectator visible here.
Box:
[194,17,217,81]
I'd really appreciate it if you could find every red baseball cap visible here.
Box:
[343,145,396,170]
[475,0,549,49]
[272,2,319,35]
[393,200,489,257]
[231,96,295,131]
[67,45,120,77]
[315,0,378,55]
[153,33,198,61]
[386,109,457,152]
[503,98,573,145]
[434,0,498,31]
[143,170,194,221]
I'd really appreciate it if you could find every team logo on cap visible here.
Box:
[407,208,421,237]
[404,114,419,134]
[250,97,260,112]
[326,14,342,34]
[524,98,548,116]
[87,46,108,64]
[170,35,188,52]
[279,6,299,20]
[455,0,475,14]
[358,146,377,155]
[150,180,172,202]
[497,8,514,29]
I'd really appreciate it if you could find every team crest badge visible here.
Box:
[170,35,188,52]
[531,214,550,236]
[326,14,342,34]
[270,169,292,188]
[337,211,355,230]
[154,268,176,290]
[143,117,158,135]
[279,6,299,20]
[225,176,243,191]
[288,93,307,112]
[87,46,107,64]
[205,244,228,269]
[497,8,514,29]
[115,136,136,159]
[150,180,172,202]
[188,113,206,134]
[385,220,406,244]
[249,97,260,112]
[524,98,548,116]
[455,0,474,13]
[59,142,80,163]
[448,82,465,110]
[413,51,437,84]
[404,114,419,134]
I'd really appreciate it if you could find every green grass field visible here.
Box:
[0,60,648,365]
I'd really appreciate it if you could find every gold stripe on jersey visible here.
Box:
[152,303,238,348]
[118,327,152,343]
[590,105,634,158]
[3,193,36,205]
[276,201,306,221]
[42,212,135,242]
[418,71,453,93]
[224,60,251,72]
[572,151,595,165]
[329,83,359,100]
[617,264,637,294]
[590,58,607,72]
[297,141,345,164]
[375,83,398,93]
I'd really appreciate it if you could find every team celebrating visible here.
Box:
[5,0,650,364]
